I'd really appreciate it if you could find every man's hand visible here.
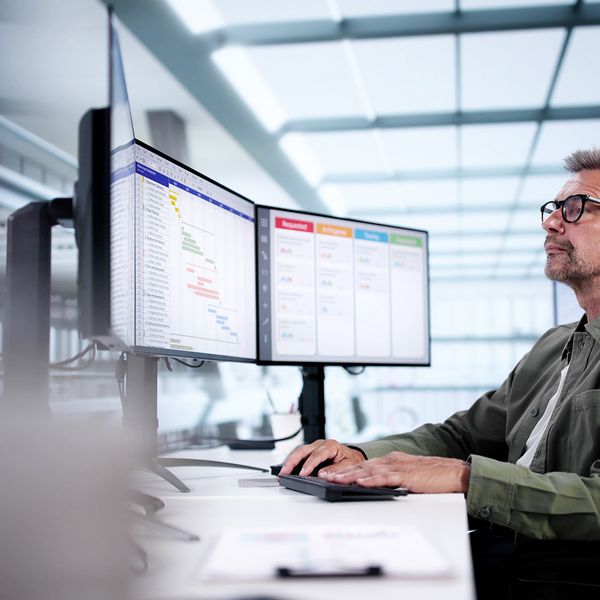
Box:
[321,451,471,494]
[279,439,365,477]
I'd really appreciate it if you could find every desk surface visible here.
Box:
[134,447,475,600]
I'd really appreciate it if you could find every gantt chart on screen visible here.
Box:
[257,208,429,365]
[110,142,256,360]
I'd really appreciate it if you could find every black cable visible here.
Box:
[49,342,97,370]
[158,425,304,454]
[172,357,206,369]
[203,426,304,445]
[163,356,205,370]
[343,365,366,375]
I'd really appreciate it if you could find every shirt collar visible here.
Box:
[584,313,600,345]
[561,314,588,362]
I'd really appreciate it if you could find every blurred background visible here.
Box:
[0,0,595,443]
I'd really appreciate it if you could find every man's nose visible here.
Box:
[542,208,565,234]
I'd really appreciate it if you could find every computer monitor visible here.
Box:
[110,139,256,361]
[75,7,128,347]
[256,206,430,366]
[73,9,261,492]
[79,9,256,362]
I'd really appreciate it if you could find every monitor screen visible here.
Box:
[110,140,257,361]
[256,207,430,366]
[107,12,256,361]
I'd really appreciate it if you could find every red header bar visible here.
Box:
[275,216,314,233]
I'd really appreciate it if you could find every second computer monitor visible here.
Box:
[257,207,430,366]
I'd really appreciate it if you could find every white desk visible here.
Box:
[134,447,475,600]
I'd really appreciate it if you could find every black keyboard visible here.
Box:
[278,475,408,502]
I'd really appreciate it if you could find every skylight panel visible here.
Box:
[459,210,511,233]
[411,212,460,234]
[494,265,529,278]
[383,126,458,171]
[352,36,456,115]
[551,26,600,106]
[459,176,520,207]
[506,208,541,233]
[321,181,403,213]
[339,0,453,16]
[322,179,459,214]
[396,179,460,210]
[429,237,461,253]
[461,123,537,168]
[431,266,496,280]
[518,174,569,208]
[373,212,460,234]
[246,42,366,121]
[530,119,600,166]
[212,46,287,132]
[458,235,504,252]
[502,233,547,250]
[496,251,540,267]
[431,253,497,267]
[461,0,574,8]
[291,130,388,178]
[461,29,565,110]
[318,184,347,216]
[279,133,323,185]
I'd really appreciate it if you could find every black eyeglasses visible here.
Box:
[541,194,600,224]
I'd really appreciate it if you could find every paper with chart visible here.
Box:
[198,524,453,582]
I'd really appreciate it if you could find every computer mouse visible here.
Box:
[271,458,335,477]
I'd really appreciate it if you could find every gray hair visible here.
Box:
[564,147,600,173]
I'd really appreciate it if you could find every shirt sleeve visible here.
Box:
[357,361,519,462]
[355,346,600,540]
[467,455,600,540]
[357,351,533,463]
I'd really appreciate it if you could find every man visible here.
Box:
[281,148,600,597]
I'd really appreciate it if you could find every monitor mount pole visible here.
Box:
[123,354,267,494]
[299,365,326,443]
[2,198,73,417]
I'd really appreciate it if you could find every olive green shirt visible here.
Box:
[358,316,600,541]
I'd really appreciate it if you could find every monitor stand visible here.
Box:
[299,365,326,443]
[3,198,73,418]
[123,354,267,493]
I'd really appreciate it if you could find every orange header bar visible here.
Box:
[317,223,353,238]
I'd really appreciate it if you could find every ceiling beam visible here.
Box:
[281,105,600,134]
[218,4,600,46]
[322,164,564,184]
[103,0,328,214]
[348,204,542,217]
[430,228,542,238]
[432,272,547,282]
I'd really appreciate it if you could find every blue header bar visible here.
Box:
[355,229,389,243]
[111,162,135,184]
[134,162,255,222]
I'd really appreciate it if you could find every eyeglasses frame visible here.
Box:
[540,194,600,224]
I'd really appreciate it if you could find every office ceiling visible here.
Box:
[105,0,600,282]
[2,0,600,285]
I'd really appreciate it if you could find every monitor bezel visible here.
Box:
[254,204,431,367]
[126,138,257,363]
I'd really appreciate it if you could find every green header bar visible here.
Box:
[390,234,422,247]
